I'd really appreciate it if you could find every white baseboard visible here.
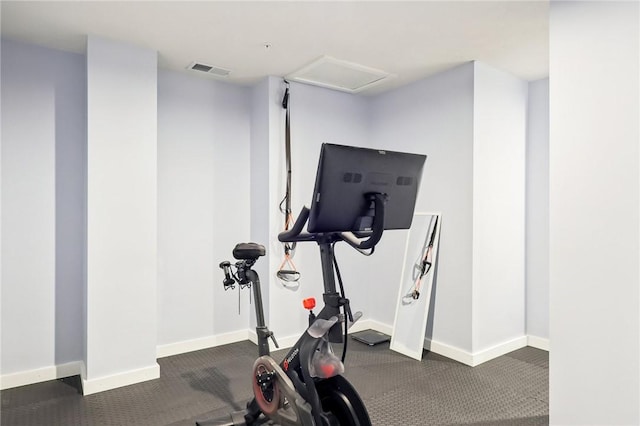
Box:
[156,330,249,358]
[363,318,548,364]
[1,361,83,390]
[246,319,393,352]
[81,363,160,396]
[247,329,300,351]
[423,335,532,367]
[1,329,548,392]
[527,335,550,351]
[424,338,475,366]
[245,321,526,368]
[471,336,528,366]
[350,319,393,336]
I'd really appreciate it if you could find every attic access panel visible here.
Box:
[286,56,393,93]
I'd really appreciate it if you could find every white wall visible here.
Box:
[1,37,545,389]
[526,78,549,341]
[368,62,528,361]
[157,70,252,349]
[472,62,527,353]
[254,69,526,358]
[85,36,158,392]
[549,2,639,424]
[1,17,3,381]
[1,40,85,376]
[369,63,475,351]
[258,80,371,342]
[1,5,3,386]
[0,38,253,389]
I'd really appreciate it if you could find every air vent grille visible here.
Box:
[187,61,231,77]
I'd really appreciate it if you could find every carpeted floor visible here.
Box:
[1,340,548,425]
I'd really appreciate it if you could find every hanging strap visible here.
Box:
[283,83,292,226]
[279,82,294,245]
[278,81,300,284]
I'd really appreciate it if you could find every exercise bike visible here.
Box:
[197,143,426,426]
[198,195,385,426]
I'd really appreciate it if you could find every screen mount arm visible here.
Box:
[339,193,387,250]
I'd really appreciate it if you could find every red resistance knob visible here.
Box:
[303,298,316,310]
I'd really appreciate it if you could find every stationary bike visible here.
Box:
[197,194,389,426]
[197,143,426,426]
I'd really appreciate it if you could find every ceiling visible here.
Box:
[1,1,549,95]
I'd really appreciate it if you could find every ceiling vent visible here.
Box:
[286,56,392,93]
[187,61,231,77]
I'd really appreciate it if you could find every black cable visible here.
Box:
[331,243,348,363]
[332,244,346,298]
[280,81,296,257]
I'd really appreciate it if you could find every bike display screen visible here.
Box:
[307,143,426,233]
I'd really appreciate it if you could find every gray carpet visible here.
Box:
[1,340,548,425]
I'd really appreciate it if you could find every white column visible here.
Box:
[526,78,549,344]
[550,2,639,424]
[471,62,527,361]
[1,46,56,376]
[84,36,159,395]
[249,77,275,328]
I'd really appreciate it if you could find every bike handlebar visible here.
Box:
[278,206,311,242]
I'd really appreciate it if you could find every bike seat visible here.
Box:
[233,243,266,260]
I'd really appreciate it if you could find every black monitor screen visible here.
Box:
[307,143,426,233]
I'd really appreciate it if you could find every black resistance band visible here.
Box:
[277,81,300,283]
